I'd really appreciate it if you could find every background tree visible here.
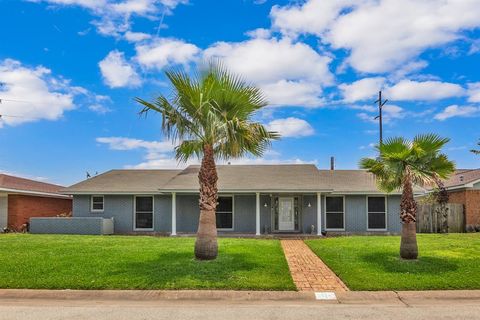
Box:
[136,62,279,260]
[360,134,455,260]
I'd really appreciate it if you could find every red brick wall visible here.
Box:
[465,190,480,228]
[8,195,72,230]
[448,189,480,228]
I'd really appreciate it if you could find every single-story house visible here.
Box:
[0,174,72,231]
[59,164,406,235]
[439,169,480,230]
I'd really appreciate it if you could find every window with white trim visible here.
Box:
[91,195,104,212]
[325,196,344,229]
[216,196,233,229]
[135,196,153,230]
[368,196,387,230]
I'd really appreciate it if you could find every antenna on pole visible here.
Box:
[374,91,388,146]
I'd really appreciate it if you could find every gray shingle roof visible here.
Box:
[442,169,480,189]
[63,170,181,193]
[162,164,326,192]
[62,164,400,194]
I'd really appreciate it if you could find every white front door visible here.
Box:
[278,197,295,231]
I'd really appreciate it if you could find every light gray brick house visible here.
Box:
[53,164,405,235]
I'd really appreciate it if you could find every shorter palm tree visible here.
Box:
[360,134,455,260]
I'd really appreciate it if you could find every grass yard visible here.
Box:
[0,234,295,290]
[306,234,480,291]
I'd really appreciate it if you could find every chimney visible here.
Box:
[330,157,335,170]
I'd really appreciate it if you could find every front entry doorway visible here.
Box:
[278,197,295,231]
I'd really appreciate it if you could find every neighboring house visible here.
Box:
[0,174,72,231]
[440,169,480,230]
[61,164,404,235]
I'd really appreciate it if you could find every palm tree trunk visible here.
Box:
[194,144,218,260]
[400,173,418,260]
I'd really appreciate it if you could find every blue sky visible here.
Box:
[0,0,479,186]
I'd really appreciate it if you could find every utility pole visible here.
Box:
[374,91,388,146]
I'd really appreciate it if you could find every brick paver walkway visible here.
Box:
[281,239,349,292]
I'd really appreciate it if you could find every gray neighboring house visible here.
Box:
[59,164,403,235]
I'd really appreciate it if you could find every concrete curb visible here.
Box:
[0,290,315,301]
[1,289,480,304]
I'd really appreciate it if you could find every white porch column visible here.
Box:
[317,192,322,236]
[255,192,261,236]
[171,192,177,236]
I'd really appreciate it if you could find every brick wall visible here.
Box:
[465,190,480,228]
[448,189,480,229]
[8,195,72,230]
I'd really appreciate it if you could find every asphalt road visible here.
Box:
[1,298,479,320]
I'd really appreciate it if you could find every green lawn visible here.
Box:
[0,234,295,290]
[306,234,480,291]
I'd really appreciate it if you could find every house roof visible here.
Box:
[318,170,384,193]
[162,164,326,192]
[62,164,402,194]
[63,170,182,194]
[0,173,68,197]
[442,169,480,189]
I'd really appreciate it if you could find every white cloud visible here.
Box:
[386,80,465,101]
[266,117,314,138]
[467,82,480,103]
[261,80,324,107]
[0,59,76,127]
[271,0,480,73]
[135,38,200,69]
[245,28,271,39]
[98,50,141,88]
[29,0,188,38]
[271,0,353,37]
[434,105,480,121]
[204,37,333,107]
[341,78,465,103]
[88,94,112,114]
[340,77,385,103]
[96,136,173,152]
[124,31,151,42]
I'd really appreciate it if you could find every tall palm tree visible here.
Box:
[135,62,279,260]
[360,134,455,260]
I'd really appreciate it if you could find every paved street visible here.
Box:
[1,297,480,320]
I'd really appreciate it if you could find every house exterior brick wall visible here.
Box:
[7,194,72,230]
[448,189,480,229]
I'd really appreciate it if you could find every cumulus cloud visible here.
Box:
[98,50,141,88]
[0,59,76,127]
[96,136,173,152]
[29,0,188,38]
[341,78,465,103]
[135,38,200,69]
[124,31,151,42]
[434,105,480,121]
[385,80,465,101]
[204,37,333,107]
[266,117,315,138]
[339,77,385,103]
[467,82,480,103]
[271,0,480,73]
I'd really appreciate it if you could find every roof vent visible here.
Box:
[459,175,464,182]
